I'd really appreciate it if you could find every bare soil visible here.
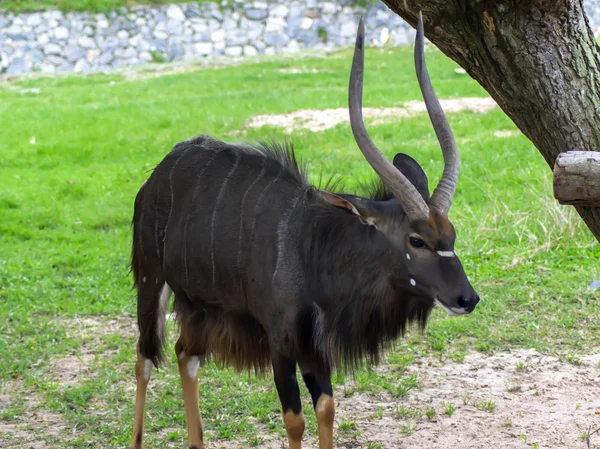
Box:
[3,316,599,448]
[246,97,498,133]
[215,349,600,448]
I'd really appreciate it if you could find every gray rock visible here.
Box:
[0,17,8,30]
[122,46,138,59]
[287,4,305,38]
[243,45,258,56]
[97,51,114,65]
[46,55,66,65]
[210,28,225,42]
[74,58,89,72]
[65,45,86,62]
[166,4,186,21]
[139,51,153,62]
[264,32,289,47]
[111,58,130,68]
[26,13,43,27]
[79,36,96,49]
[168,43,184,60]
[222,17,237,32]
[27,48,45,64]
[185,6,202,19]
[245,9,268,21]
[211,10,223,21]
[102,36,119,51]
[193,31,211,42]
[253,40,266,53]
[153,29,168,40]
[86,49,100,63]
[296,29,318,45]
[166,19,183,35]
[44,43,62,55]
[271,5,289,18]
[8,33,35,41]
[192,42,212,55]
[7,57,32,74]
[151,39,167,52]
[39,63,56,73]
[54,26,69,40]
[0,52,9,69]
[224,46,242,57]
[340,20,357,38]
[227,30,248,46]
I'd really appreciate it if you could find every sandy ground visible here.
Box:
[245,97,498,133]
[213,349,600,449]
[3,335,598,449]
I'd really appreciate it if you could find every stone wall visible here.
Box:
[2,0,600,75]
[0,1,413,75]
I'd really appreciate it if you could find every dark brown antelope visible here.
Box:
[129,13,479,449]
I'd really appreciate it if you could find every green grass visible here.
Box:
[0,0,216,14]
[0,45,598,447]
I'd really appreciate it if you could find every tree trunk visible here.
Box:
[380,0,600,241]
[553,151,600,206]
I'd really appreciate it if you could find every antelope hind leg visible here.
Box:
[175,337,205,449]
[130,345,153,449]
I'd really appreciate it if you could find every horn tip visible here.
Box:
[355,16,365,50]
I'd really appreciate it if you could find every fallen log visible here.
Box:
[553,151,600,206]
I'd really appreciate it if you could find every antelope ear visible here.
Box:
[318,191,361,216]
[393,153,430,200]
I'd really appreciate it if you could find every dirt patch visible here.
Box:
[333,349,600,449]
[247,97,497,133]
[60,314,138,340]
[494,130,519,138]
[0,380,68,449]
[48,315,138,388]
[206,349,600,448]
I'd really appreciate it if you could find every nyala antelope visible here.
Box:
[130,13,479,449]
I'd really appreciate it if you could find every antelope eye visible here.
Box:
[409,236,426,249]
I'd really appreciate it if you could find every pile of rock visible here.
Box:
[0,1,414,75]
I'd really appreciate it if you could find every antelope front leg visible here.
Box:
[300,366,335,449]
[130,345,153,449]
[272,354,305,449]
[175,338,205,449]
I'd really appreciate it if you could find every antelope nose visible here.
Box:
[457,294,480,313]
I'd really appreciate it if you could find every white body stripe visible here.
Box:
[163,148,193,268]
[271,192,303,284]
[410,278,416,286]
[182,152,220,285]
[237,160,267,273]
[406,253,411,260]
[437,250,455,258]
[210,155,240,287]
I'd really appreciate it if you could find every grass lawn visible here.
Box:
[0,46,598,448]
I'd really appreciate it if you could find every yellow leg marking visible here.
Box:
[282,410,305,449]
[176,341,205,449]
[315,394,335,449]
[130,349,151,449]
